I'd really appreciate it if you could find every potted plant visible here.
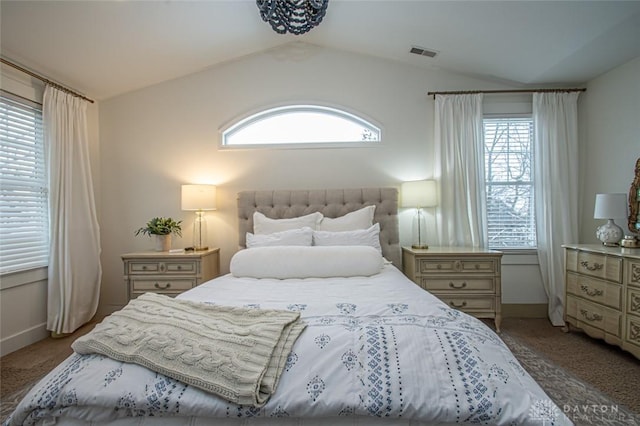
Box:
[135,217,182,251]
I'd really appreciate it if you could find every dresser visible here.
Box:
[563,244,640,359]
[402,247,503,331]
[122,248,220,300]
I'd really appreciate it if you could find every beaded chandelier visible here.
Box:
[257,0,329,35]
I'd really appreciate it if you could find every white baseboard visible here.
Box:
[0,322,48,357]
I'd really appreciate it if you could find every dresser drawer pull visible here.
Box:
[154,282,171,290]
[177,265,182,270]
[159,264,166,272]
[580,285,603,297]
[436,264,442,269]
[449,281,467,289]
[579,260,602,271]
[142,265,148,270]
[449,301,467,308]
[579,309,602,322]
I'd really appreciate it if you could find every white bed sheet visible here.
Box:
[5,265,572,426]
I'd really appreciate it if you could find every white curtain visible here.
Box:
[44,86,101,335]
[434,94,487,247]
[533,92,580,326]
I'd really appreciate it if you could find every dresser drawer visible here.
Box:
[417,258,497,275]
[626,316,640,349]
[566,295,621,337]
[419,277,495,292]
[437,295,494,312]
[627,260,640,288]
[627,287,640,318]
[128,260,197,275]
[130,278,195,292]
[565,249,623,283]
[566,272,622,309]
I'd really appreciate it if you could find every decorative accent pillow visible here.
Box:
[313,223,382,253]
[230,246,383,279]
[317,205,375,231]
[246,227,313,248]
[253,211,323,234]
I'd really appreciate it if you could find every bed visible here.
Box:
[5,188,572,426]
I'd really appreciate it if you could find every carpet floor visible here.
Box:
[1,317,639,425]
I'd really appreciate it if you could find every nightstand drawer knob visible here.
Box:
[177,265,182,270]
[580,260,603,271]
[154,282,171,290]
[449,281,467,289]
[450,301,467,308]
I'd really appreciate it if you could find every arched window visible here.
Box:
[221,105,381,147]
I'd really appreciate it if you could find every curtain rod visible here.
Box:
[1,58,95,104]
[426,88,586,99]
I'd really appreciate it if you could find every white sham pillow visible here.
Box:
[253,211,323,234]
[317,205,375,231]
[246,227,313,248]
[230,246,383,279]
[313,223,382,253]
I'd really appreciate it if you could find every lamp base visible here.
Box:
[194,246,209,251]
[411,244,429,250]
[596,219,623,247]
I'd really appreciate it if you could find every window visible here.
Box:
[483,117,536,249]
[222,105,381,147]
[0,92,48,274]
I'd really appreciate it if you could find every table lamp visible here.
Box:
[402,180,437,249]
[181,184,217,251]
[593,193,627,246]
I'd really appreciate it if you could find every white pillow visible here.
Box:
[253,211,323,234]
[317,205,375,231]
[313,223,382,253]
[246,227,313,248]
[230,246,383,279]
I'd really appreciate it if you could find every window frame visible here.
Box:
[219,103,383,149]
[483,113,537,251]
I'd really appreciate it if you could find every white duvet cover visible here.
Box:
[5,265,572,426]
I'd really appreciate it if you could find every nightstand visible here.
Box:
[402,246,503,331]
[122,248,220,300]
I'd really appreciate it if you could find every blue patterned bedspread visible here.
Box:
[5,266,572,426]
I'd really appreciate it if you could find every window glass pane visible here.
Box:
[223,105,380,146]
[0,93,48,274]
[484,117,536,249]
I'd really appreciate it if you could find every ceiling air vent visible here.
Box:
[410,46,438,58]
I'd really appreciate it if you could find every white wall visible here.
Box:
[97,44,547,314]
[579,56,640,242]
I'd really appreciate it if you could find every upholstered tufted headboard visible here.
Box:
[237,188,401,268]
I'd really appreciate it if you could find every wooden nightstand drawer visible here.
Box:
[417,259,496,275]
[566,272,622,310]
[566,295,621,337]
[131,278,196,292]
[128,260,196,275]
[419,277,495,292]
[438,296,494,312]
[566,249,623,283]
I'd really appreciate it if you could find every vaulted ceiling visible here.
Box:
[2,1,639,101]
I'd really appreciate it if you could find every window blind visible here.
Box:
[484,117,536,248]
[0,92,48,274]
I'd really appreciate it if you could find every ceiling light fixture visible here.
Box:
[257,0,329,35]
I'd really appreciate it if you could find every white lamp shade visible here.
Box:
[593,193,627,219]
[401,180,437,208]
[181,184,217,211]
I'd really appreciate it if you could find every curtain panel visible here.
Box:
[44,86,101,335]
[533,92,580,326]
[434,94,487,247]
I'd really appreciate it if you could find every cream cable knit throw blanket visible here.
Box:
[72,292,306,406]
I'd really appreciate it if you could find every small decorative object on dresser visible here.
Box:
[402,246,503,331]
[563,244,640,359]
[593,193,627,246]
[122,248,220,300]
